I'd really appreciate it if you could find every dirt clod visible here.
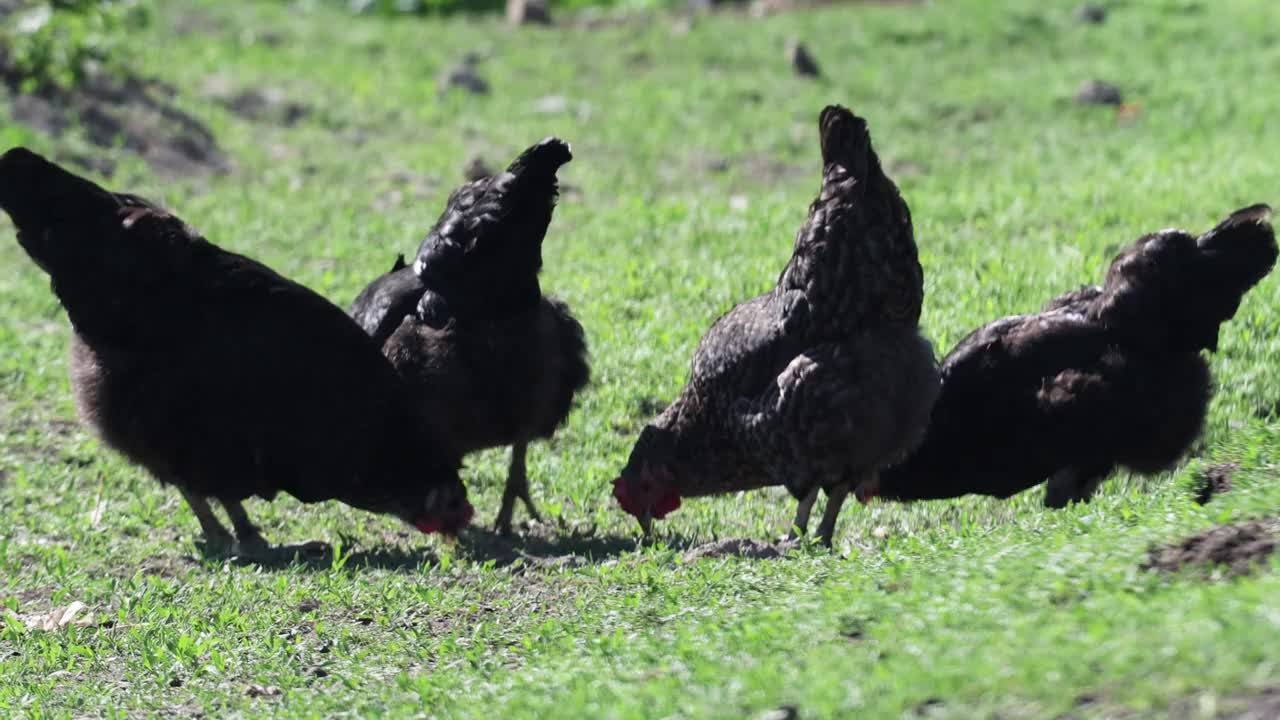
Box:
[1074,80,1123,106]
[245,685,282,698]
[1193,462,1236,505]
[1074,3,1106,24]
[1144,519,1279,577]
[438,54,489,97]
[207,81,310,127]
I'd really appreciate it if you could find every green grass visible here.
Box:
[3,0,1280,716]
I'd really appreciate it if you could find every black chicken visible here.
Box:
[612,106,940,546]
[869,205,1277,507]
[1,148,472,556]
[349,138,589,536]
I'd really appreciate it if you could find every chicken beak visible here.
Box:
[638,510,653,537]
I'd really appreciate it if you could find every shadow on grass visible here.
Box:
[200,525,699,571]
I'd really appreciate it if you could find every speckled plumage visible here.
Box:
[349,138,590,535]
[0,148,471,555]
[615,106,940,545]
[876,205,1278,507]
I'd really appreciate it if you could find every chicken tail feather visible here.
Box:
[506,137,573,180]
[1196,203,1278,295]
[817,105,871,178]
[0,147,119,233]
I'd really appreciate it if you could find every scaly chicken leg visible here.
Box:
[495,442,542,535]
[179,487,234,550]
[788,487,820,540]
[220,499,271,557]
[816,482,851,547]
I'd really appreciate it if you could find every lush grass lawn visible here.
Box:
[3,0,1280,716]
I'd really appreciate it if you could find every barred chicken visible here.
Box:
[612,105,940,546]
[1,148,472,556]
[350,138,589,536]
[871,205,1277,507]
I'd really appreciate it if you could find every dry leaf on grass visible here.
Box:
[10,601,96,631]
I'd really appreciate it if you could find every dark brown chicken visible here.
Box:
[350,138,589,536]
[612,106,940,546]
[870,205,1277,507]
[1,148,472,556]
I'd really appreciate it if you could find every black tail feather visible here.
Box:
[1196,203,1278,296]
[506,137,573,181]
[817,105,871,177]
[0,147,120,233]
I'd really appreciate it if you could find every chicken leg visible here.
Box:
[180,488,234,551]
[816,482,851,548]
[495,442,542,535]
[1043,464,1112,509]
[787,487,820,540]
[220,499,271,558]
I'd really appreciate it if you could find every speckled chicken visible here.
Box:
[612,106,940,546]
[350,138,589,536]
[870,205,1277,507]
[0,148,472,556]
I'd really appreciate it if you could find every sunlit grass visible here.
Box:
[1,0,1279,716]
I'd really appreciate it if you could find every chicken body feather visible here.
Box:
[877,205,1277,507]
[350,138,589,535]
[615,106,940,545]
[1,148,470,555]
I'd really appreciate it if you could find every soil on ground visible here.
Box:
[1144,518,1278,578]
[0,58,229,179]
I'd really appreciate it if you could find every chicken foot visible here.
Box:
[495,442,542,536]
[220,499,272,558]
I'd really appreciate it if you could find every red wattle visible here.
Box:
[653,490,681,519]
[612,478,638,516]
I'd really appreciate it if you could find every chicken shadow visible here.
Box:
[204,524,695,572]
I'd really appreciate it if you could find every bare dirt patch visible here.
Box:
[1156,687,1280,719]
[1,62,229,179]
[1218,688,1280,720]
[1144,519,1278,578]
[202,75,311,127]
[683,537,791,561]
